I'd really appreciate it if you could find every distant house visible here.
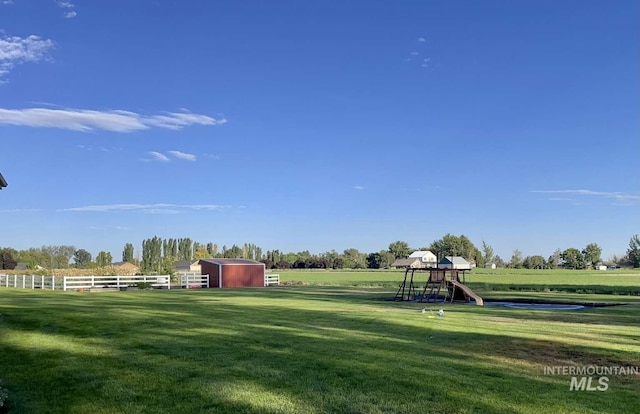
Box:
[391,257,422,269]
[484,263,496,269]
[408,251,437,268]
[173,259,202,273]
[596,265,607,271]
[111,262,140,275]
[392,250,437,269]
[438,256,472,270]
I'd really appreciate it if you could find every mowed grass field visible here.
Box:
[0,270,639,413]
[279,268,640,296]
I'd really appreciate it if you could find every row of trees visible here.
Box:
[134,234,637,271]
[506,243,605,270]
[2,234,640,271]
[0,245,116,270]
[137,237,264,273]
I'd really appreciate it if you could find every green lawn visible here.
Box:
[1,278,639,413]
[277,268,640,295]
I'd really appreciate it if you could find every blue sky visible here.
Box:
[1,0,638,261]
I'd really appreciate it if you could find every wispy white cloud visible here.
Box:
[168,150,196,161]
[2,1,15,5]
[146,150,198,162]
[353,185,365,190]
[76,145,122,152]
[0,35,54,82]
[63,203,230,213]
[0,208,40,213]
[532,190,640,202]
[410,51,419,56]
[58,1,77,18]
[0,107,226,132]
[418,37,426,43]
[203,153,221,160]
[149,151,170,162]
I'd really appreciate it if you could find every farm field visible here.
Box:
[0,271,639,413]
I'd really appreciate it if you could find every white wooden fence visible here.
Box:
[265,273,280,286]
[179,272,209,289]
[0,274,171,291]
[63,275,171,290]
[0,274,63,290]
[2,273,275,290]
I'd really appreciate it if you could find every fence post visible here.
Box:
[31,275,34,289]
[63,276,66,291]
[41,275,45,289]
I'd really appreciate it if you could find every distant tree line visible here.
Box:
[1,234,639,272]
[504,241,636,269]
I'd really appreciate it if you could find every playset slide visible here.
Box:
[450,280,483,306]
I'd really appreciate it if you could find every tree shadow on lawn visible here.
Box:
[1,292,639,413]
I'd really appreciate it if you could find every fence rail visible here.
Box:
[0,274,171,291]
[265,273,280,286]
[0,274,63,290]
[63,275,171,290]
[2,273,274,290]
[179,273,209,289]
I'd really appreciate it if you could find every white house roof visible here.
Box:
[409,250,435,258]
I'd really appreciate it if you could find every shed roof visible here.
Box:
[440,256,470,265]
[199,258,264,266]
[173,259,200,267]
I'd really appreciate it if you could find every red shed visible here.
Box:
[198,258,266,288]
